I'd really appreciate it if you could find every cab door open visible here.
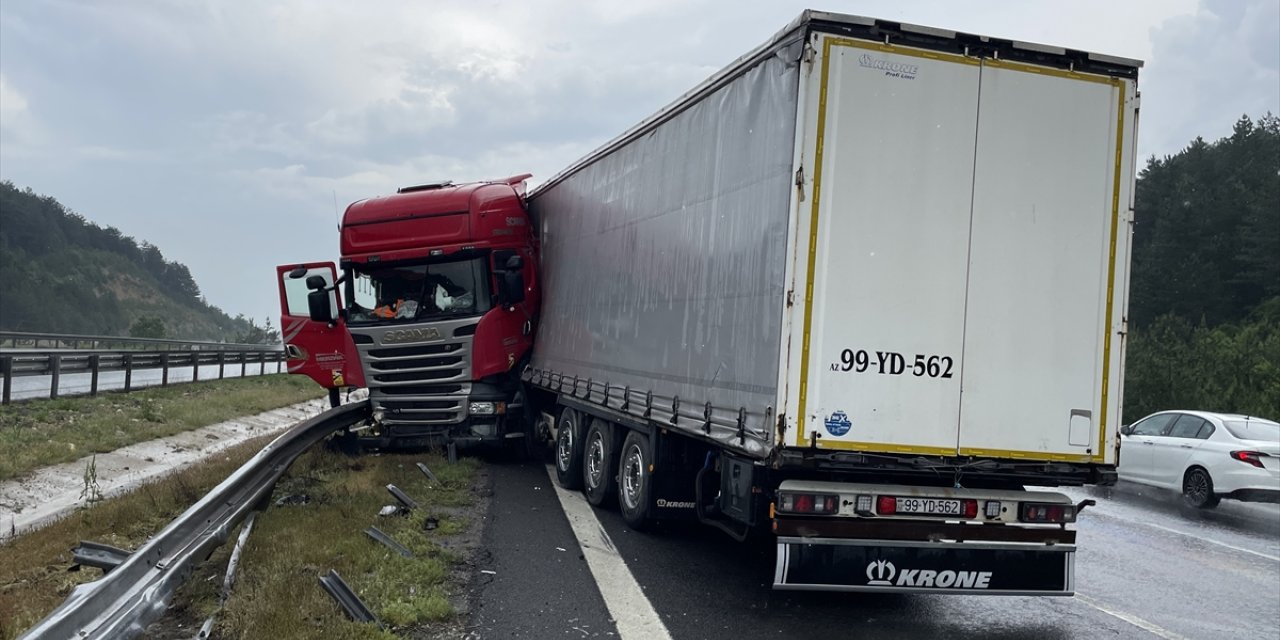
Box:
[276,262,366,402]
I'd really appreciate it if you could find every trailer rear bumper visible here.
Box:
[774,537,1075,595]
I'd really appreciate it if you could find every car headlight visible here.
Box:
[469,402,496,416]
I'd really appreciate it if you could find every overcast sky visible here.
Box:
[2,0,1277,328]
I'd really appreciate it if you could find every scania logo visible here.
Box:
[382,327,442,344]
[864,560,993,589]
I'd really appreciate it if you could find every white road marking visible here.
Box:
[1127,519,1280,563]
[1074,593,1188,640]
[545,465,673,640]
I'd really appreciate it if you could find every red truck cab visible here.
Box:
[276,174,539,447]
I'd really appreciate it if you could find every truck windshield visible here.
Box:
[346,257,492,324]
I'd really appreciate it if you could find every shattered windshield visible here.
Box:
[347,257,491,324]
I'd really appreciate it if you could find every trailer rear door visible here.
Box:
[791,33,1132,463]
[792,37,980,456]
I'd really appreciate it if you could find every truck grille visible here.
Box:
[349,320,477,428]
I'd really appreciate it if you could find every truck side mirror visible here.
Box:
[305,275,328,291]
[504,255,524,271]
[308,289,334,323]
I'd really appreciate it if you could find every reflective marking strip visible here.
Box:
[1075,593,1188,640]
[545,466,673,640]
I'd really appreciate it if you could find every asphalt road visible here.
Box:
[474,458,1280,640]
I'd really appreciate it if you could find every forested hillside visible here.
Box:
[1123,114,1279,420]
[0,181,272,342]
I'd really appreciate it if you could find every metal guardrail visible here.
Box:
[18,400,371,640]
[0,330,282,352]
[0,348,286,404]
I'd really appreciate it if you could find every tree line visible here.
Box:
[1123,114,1279,421]
[0,181,274,342]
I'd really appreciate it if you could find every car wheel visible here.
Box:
[554,409,585,490]
[1183,467,1221,509]
[582,419,617,507]
[617,430,653,531]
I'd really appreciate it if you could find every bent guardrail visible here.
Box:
[18,400,371,640]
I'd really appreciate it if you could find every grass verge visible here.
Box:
[0,374,323,481]
[0,434,278,640]
[209,448,480,639]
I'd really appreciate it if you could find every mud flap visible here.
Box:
[774,537,1074,595]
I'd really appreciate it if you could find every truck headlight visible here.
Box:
[469,402,496,416]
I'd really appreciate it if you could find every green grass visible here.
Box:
[0,374,324,481]
[0,435,278,640]
[214,449,479,639]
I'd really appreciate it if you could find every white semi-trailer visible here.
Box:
[524,10,1140,594]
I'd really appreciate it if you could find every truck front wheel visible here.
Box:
[618,430,653,530]
[583,419,617,507]
[554,408,585,490]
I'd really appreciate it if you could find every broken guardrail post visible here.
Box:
[415,462,438,484]
[386,484,419,510]
[364,527,413,558]
[318,569,379,624]
[71,541,133,573]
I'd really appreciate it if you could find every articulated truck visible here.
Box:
[281,10,1140,594]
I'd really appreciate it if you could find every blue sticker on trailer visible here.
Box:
[824,410,852,436]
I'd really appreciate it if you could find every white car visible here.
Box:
[1118,410,1280,508]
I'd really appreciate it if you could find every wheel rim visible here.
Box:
[556,421,574,472]
[1185,471,1208,503]
[622,444,644,510]
[586,433,604,488]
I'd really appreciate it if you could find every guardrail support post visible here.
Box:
[50,354,61,399]
[161,352,170,387]
[124,354,133,392]
[90,354,101,396]
[259,353,265,375]
[218,352,226,379]
[1,355,11,405]
[241,353,247,377]
[192,352,200,383]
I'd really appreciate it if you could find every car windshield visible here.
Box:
[346,257,492,324]
[1223,419,1280,442]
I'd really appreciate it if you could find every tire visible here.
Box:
[1183,467,1221,509]
[617,430,653,530]
[554,408,585,490]
[582,419,617,507]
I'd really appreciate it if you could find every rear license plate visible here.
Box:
[895,497,962,516]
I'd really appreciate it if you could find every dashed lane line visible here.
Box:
[546,465,674,640]
[1074,593,1188,640]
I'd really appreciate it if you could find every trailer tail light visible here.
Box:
[777,492,839,515]
[854,495,874,515]
[984,500,1003,519]
[961,499,979,520]
[877,496,897,515]
[1230,451,1267,469]
[1020,503,1077,523]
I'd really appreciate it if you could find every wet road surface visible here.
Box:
[478,459,1280,639]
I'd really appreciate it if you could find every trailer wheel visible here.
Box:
[618,430,653,530]
[554,408,585,490]
[583,419,617,507]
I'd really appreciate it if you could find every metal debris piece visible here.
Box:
[416,462,439,484]
[319,569,379,624]
[386,484,419,510]
[480,569,497,575]
[196,511,259,639]
[364,526,413,558]
[423,516,439,531]
[71,541,132,573]
[275,493,310,506]
[378,505,401,517]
